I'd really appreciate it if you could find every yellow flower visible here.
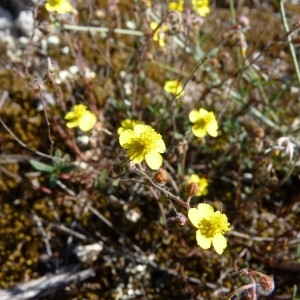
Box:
[188,174,208,196]
[168,0,184,12]
[45,0,74,14]
[64,104,97,132]
[188,203,230,254]
[164,80,184,98]
[143,0,152,8]
[150,22,169,47]
[189,108,218,138]
[192,0,210,17]
[117,119,142,135]
[119,124,166,170]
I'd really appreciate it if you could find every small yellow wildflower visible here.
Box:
[64,104,97,132]
[150,22,169,47]
[45,0,74,14]
[189,108,218,138]
[142,0,152,8]
[119,124,166,170]
[117,119,142,135]
[188,174,208,196]
[164,80,184,98]
[168,0,184,12]
[192,0,210,17]
[188,203,230,254]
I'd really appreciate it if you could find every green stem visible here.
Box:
[61,24,145,37]
[228,0,236,25]
[278,0,300,85]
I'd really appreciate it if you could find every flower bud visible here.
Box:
[256,274,275,296]
[166,213,188,229]
[186,182,199,196]
[153,169,169,184]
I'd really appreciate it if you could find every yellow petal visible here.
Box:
[118,119,141,135]
[156,139,166,153]
[195,6,210,17]
[66,119,79,128]
[189,110,200,123]
[45,0,74,14]
[145,151,163,170]
[192,125,206,137]
[198,108,209,117]
[64,111,76,120]
[168,1,184,12]
[189,174,200,183]
[60,1,73,13]
[188,207,202,227]
[119,130,137,147]
[158,38,166,48]
[117,127,125,135]
[196,230,212,249]
[134,124,147,135]
[207,122,218,137]
[212,233,227,254]
[196,203,214,218]
[150,22,158,30]
[129,151,145,164]
[78,112,97,132]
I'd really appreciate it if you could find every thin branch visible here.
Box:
[34,80,54,156]
[170,56,208,107]
[32,214,53,257]
[0,265,95,300]
[61,24,144,37]
[0,116,61,161]
[132,166,189,210]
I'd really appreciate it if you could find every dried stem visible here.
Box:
[132,166,189,210]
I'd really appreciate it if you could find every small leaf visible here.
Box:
[30,160,54,173]
[49,173,58,187]
[60,165,77,173]
[54,148,63,158]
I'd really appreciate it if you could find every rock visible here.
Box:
[0,0,35,36]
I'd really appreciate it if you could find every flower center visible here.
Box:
[134,137,147,153]
[196,115,210,129]
[198,212,230,239]
[139,132,156,151]
[48,0,61,5]
[126,134,151,160]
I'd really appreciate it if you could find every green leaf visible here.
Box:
[49,173,58,187]
[54,148,63,158]
[30,160,54,173]
[60,165,77,173]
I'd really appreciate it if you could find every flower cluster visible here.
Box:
[189,108,218,138]
[188,203,230,254]
[64,104,97,132]
[119,124,166,170]
[45,0,74,14]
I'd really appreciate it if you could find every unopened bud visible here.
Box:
[153,169,169,183]
[186,182,199,196]
[166,213,188,229]
[256,274,275,296]
[112,152,129,175]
